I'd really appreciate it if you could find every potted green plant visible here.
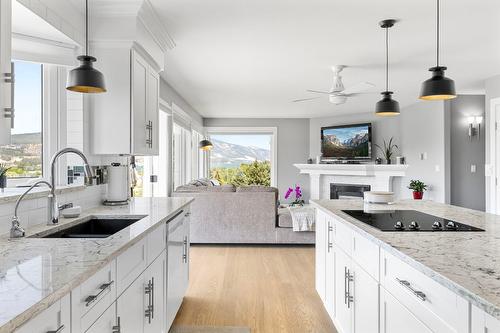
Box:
[408,179,427,200]
[0,164,10,192]
[374,137,398,164]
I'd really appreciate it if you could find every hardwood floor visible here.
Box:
[173,245,337,333]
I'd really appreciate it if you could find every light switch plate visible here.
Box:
[471,164,477,173]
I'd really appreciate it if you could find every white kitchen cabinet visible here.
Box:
[352,261,379,333]
[15,294,70,333]
[315,209,327,302]
[144,251,166,333]
[471,304,500,333]
[324,216,335,318]
[380,288,431,333]
[91,45,160,155]
[166,210,190,330]
[85,303,118,333]
[334,247,352,333]
[0,0,12,144]
[116,269,146,333]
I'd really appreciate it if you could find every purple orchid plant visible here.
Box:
[285,184,305,206]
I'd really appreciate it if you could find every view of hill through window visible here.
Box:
[209,134,272,186]
[0,61,42,178]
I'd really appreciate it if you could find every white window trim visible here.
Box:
[205,127,278,187]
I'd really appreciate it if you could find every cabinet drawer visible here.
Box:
[71,263,116,332]
[333,216,353,256]
[16,294,70,333]
[352,231,379,281]
[116,237,147,296]
[381,249,468,333]
[147,222,166,264]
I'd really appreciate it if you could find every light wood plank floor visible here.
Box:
[173,245,337,333]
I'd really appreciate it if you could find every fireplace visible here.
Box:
[330,183,371,200]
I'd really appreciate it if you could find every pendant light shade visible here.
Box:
[376,91,400,116]
[199,139,213,151]
[419,0,456,101]
[66,0,106,93]
[375,19,400,116]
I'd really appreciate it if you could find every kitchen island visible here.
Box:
[0,197,193,333]
[312,199,500,333]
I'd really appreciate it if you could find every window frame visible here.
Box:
[205,127,278,187]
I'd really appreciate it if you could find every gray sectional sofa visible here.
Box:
[172,183,314,244]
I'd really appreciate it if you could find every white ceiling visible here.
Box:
[150,0,500,118]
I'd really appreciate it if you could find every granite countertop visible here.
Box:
[311,199,500,319]
[0,197,194,333]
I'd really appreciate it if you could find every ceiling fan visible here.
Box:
[293,65,375,105]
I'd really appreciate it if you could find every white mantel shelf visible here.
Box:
[294,164,409,200]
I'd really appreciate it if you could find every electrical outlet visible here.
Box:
[420,152,427,160]
[471,164,477,173]
[435,165,440,172]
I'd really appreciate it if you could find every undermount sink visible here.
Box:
[32,215,147,238]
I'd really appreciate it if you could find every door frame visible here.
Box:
[205,126,278,187]
[488,97,500,213]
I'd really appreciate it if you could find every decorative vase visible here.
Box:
[413,191,423,200]
[0,175,6,192]
[386,159,392,165]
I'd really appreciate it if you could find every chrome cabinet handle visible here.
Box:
[112,317,121,333]
[4,62,14,128]
[185,212,191,217]
[344,267,354,308]
[151,277,155,319]
[47,325,64,333]
[327,221,333,252]
[84,280,114,307]
[146,121,152,148]
[182,236,188,263]
[145,279,153,323]
[396,278,427,301]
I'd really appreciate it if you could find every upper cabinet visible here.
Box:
[91,45,159,156]
[0,0,12,145]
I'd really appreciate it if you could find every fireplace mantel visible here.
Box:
[294,163,409,200]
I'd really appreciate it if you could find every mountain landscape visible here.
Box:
[210,139,270,168]
[322,132,369,158]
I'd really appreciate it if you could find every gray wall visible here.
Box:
[203,118,311,202]
[448,95,486,211]
[399,100,449,203]
[160,79,204,128]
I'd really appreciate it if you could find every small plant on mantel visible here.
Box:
[0,163,10,191]
[285,185,305,207]
[408,179,427,200]
[374,137,398,164]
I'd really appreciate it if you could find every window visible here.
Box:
[172,123,192,189]
[192,130,207,179]
[0,60,43,179]
[207,128,277,186]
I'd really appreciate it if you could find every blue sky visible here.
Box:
[323,125,368,142]
[210,134,271,150]
[13,61,42,134]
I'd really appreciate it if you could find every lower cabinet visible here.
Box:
[15,294,70,333]
[116,271,146,333]
[86,303,118,333]
[380,288,431,333]
[166,210,190,329]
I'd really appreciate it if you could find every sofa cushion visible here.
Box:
[236,185,278,193]
[195,184,236,192]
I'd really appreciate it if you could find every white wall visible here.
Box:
[160,79,204,130]
[399,101,449,203]
[484,75,500,212]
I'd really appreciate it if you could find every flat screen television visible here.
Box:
[321,123,372,160]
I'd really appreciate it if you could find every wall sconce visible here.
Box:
[467,116,482,141]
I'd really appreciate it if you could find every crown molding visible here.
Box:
[138,0,176,51]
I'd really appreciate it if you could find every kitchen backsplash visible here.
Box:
[0,184,106,236]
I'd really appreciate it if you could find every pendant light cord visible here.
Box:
[385,26,389,92]
[85,0,88,56]
[436,0,440,67]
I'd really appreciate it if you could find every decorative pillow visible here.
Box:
[174,185,200,192]
[210,178,221,186]
[188,178,213,187]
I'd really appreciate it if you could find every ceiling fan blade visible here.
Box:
[343,92,380,97]
[292,97,322,103]
[306,89,332,95]
[341,82,375,95]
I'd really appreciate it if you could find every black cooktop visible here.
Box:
[341,210,484,232]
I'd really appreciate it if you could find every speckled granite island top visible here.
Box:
[311,199,500,319]
[0,197,194,333]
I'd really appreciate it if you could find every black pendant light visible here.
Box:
[375,19,400,116]
[199,139,213,151]
[419,0,456,101]
[66,0,106,93]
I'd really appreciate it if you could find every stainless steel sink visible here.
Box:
[31,215,147,238]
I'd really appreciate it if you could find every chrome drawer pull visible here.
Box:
[396,278,427,301]
[327,222,333,252]
[84,280,114,306]
[47,325,65,333]
[112,317,121,333]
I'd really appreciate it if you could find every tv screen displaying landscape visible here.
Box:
[321,124,371,159]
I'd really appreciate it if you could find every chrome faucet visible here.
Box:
[10,180,52,238]
[49,148,94,225]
